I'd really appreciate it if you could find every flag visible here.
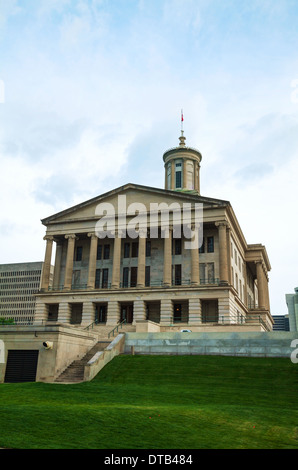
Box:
[181,111,184,122]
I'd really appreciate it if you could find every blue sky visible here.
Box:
[0,0,298,315]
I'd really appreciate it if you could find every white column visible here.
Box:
[163,227,172,287]
[137,230,146,288]
[41,235,54,290]
[64,235,77,290]
[53,240,63,290]
[87,233,98,289]
[191,225,200,286]
[111,233,122,288]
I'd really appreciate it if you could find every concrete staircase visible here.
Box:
[54,341,111,383]
[85,323,136,341]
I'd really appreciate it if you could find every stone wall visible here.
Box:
[123,331,298,358]
[0,325,97,383]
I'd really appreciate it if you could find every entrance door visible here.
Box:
[173,303,182,322]
[96,304,107,323]
[120,304,133,323]
[4,350,39,383]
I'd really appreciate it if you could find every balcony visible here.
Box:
[38,277,220,293]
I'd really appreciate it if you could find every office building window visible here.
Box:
[97,245,102,260]
[199,237,205,253]
[102,269,109,288]
[76,246,83,261]
[145,266,150,287]
[131,242,138,258]
[174,239,182,255]
[207,236,214,253]
[103,245,110,260]
[95,269,101,288]
[175,162,182,189]
[174,264,182,286]
[123,267,129,288]
[146,240,151,257]
[124,243,130,258]
[130,267,138,287]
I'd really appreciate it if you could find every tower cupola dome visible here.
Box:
[163,129,202,194]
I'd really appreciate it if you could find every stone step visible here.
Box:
[54,341,111,383]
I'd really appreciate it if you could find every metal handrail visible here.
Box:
[84,319,99,331]
[108,319,127,339]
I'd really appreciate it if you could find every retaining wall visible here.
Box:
[124,331,298,358]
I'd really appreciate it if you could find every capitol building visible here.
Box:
[35,130,273,333]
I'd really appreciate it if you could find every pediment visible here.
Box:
[41,183,229,226]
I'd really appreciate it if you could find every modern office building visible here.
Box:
[272,315,290,331]
[34,131,273,332]
[0,262,53,325]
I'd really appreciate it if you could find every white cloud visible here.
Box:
[0,0,298,317]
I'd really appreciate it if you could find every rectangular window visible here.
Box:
[199,238,205,254]
[131,242,138,258]
[123,267,129,288]
[175,171,182,189]
[146,240,151,257]
[130,267,138,287]
[207,263,215,283]
[72,270,80,287]
[124,242,130,258]
[76,246,83,261]
[174,264,182,286]
[97,244,102,260]
[102,269,108,288]
[207,236,214,253]
[174,239,182,255]
[95,269,101,288]
[145,266,150,287]
[103,245,110,260]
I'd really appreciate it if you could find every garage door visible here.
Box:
[4,350,39,383]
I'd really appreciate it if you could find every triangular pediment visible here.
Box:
[41,183,229,226]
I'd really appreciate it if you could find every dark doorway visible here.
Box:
[95,304,107,323]
[120,303,133,323]
[70,304,83,324]
[47,304,58,322]
[130,267,138,287]
[201,299,219,323]
[173,303,182,322]
[174,264,182,285]
[4,350,39,383]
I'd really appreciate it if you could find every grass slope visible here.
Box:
[0,355,297,449]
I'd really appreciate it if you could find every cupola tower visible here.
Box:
[163,116,202,194]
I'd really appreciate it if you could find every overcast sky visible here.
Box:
[0,0,298,316]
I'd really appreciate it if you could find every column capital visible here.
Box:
[255,260,265,270]
[43,235,54,242]
[215,220,230,229]
[87,232,98,239]
[65,234,78,240]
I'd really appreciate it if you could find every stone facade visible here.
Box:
[35,133,273,332]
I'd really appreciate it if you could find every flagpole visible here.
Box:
[181,109,184,134]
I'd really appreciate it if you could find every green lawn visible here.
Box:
[0,355,297,449]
